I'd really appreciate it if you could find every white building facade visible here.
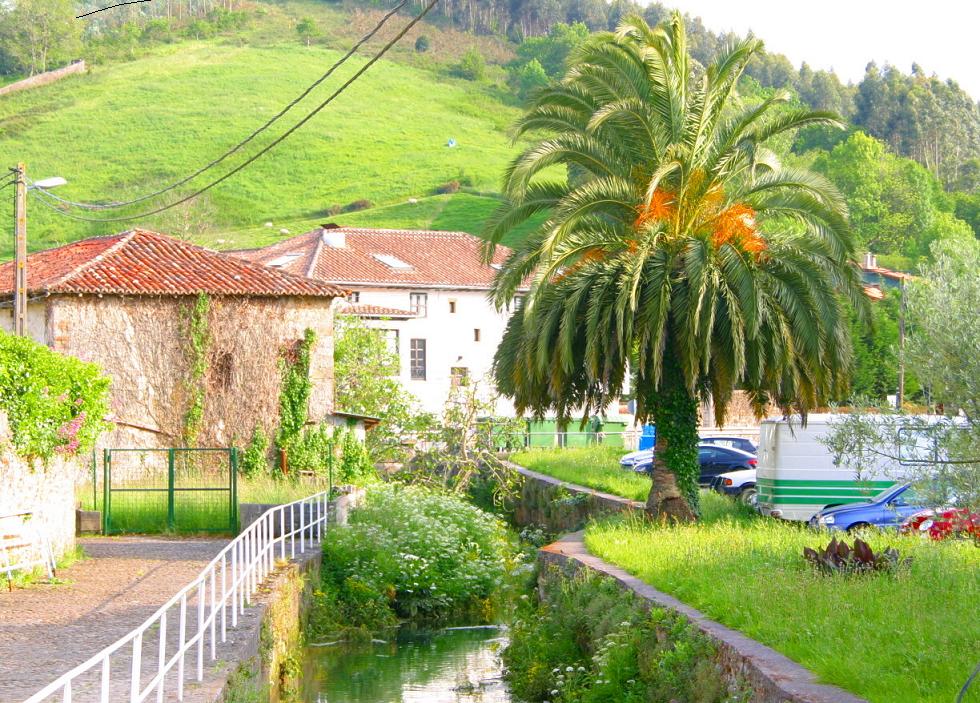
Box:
[238,226,527,416]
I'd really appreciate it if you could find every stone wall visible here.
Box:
[539,533,867,703]
[0,61,86,97]
[503,460,643,532]
[0,414,79,557]
[43,294,334,450]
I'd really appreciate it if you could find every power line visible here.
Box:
[41,0,410,212]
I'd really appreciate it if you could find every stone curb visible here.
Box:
[539,531,867,703]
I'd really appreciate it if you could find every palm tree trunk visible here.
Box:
[643,351,700,521]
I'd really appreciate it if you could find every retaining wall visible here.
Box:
[179,549,320,703]
[0,414,79,557]
[539,532,867,703]
[503,459,643,532]
[0,61,86,96]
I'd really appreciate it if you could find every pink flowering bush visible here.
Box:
[0,331,110,460]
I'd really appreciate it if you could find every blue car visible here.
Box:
[808,483,927,531]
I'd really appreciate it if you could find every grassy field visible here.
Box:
[586,506,980,703]
[215,191,541,250]
[510,446,652,502]
[0,34,522,257]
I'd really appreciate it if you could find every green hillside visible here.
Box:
[0,37,522,257]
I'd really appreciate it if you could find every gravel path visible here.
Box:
[0,537,228,703]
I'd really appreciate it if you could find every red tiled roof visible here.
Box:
[236,227,515,289]
[0,229,347,298]
[863,265,912,281]
[863,285,885,301]
[337,302,416,318]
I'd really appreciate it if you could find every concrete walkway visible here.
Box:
[0,537,228,703]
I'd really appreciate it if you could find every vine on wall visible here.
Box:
[275,328,316,452]
[183,293,211,446]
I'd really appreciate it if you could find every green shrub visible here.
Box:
[240,426,270,478]
[0,330,111,460]
[454,48,487,81]
[505,568,737,702]
[336,429,376,485]
[312,484,518,636]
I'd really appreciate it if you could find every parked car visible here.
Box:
[711,468,757,505]
[699,435,757,454]
[634,444,756,485]
[901,507,980,541]
[620,448,654,469]
[620,435,756,470]
[808,483,929,532]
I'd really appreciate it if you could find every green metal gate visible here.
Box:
[101,448,238,535]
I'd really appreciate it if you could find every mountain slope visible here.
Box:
[0,39,521,257]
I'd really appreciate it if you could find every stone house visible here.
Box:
[0,229,347,449]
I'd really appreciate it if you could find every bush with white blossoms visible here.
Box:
[313,484,519,633]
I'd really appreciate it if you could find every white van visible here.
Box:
[756,414,945,522]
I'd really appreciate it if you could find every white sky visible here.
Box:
[667,0,980,100]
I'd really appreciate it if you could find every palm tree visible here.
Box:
[484,13,867,520]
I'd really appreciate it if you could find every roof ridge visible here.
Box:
[306,232,325,279]
[47,230,137,291]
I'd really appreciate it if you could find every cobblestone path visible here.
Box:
[0,537,228,703]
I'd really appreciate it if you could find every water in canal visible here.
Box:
[300,625,511,703]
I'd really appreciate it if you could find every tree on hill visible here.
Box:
[484,13,864,520]
[854,62,980,188]
[295,17,319,46]
[0,0,81,75]
[813,132,974,258]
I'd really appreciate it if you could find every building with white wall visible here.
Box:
[238,226,528,415]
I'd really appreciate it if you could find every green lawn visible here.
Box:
[586,506,980,703]
[510,446,651,502]
[0,39,522,257]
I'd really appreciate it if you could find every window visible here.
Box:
[474,328,481,342]
[410,292,428,317]
[347,291,360,303]
[410,339,427,380]
[451,367,470,387]
[449,300,457,313]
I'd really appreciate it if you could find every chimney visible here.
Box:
[321,226,346,248]
[863,251,877,269]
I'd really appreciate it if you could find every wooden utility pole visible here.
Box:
[896,275,907,410]
[13,163,27,336]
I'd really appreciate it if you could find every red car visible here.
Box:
[900,507,980,542]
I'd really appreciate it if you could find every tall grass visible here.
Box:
[511,446,651,501]
[76,474,329,534]
[585,503,980,703]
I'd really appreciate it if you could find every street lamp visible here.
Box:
[11,163,67,336]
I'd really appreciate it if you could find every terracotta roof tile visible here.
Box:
[0,229,346,298]
[237,227,515,289]
[337,302,416,318]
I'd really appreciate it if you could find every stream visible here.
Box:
[300,625,512,702]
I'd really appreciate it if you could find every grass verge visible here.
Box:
[510,446,651,502]
[585,502,980,703]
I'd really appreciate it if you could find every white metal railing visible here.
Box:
[23,491,330,703]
